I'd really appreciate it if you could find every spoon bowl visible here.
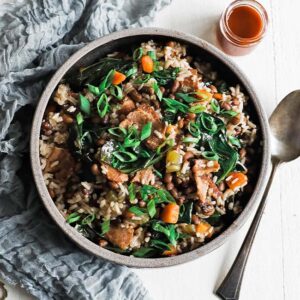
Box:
[270,90,300,162]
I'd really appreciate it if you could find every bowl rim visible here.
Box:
[30,27,271,268]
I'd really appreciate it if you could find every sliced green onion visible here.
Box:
[189,104,205,114]
[67,212,81,224]
[202,151,219,161]
[188,121,201,137]
[140,122,152,141]
[101,219,110,234]
[87,84,100,96]
[128,182,136,204]
[220,110,238,118]
[153,168,163,178]
[150,239,171,251]
[132,247,157,258]
[153,81,163,101]
[147,199,156,218]
[147,50,156,60]
[76,112,84,125]
[99,69,115,94]
[211,98,220,113]
[108,127,127,138]
[79,94,91,115]
[182,136,200,143]
[133,47,143,61]
[97,94,109,118]
[126,64,138,78]
[128,206,147,216]
[162,97,189,113]
[109,85,123,100]
[81,214,95,225]
[134,74,151,84]
[228,135,241,148]
[176,93,198,103]
[200,113,218,133]
[112,150,138,162]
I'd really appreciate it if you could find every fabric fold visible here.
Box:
[0,0,172,298]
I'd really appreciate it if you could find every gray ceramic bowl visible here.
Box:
[30,28,270,268]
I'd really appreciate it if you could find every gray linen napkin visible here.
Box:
[0,0,171,299]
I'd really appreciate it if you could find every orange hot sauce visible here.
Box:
[218,0,268,56]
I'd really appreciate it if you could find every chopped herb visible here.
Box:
[79,94,91,115]
[101,219,110,234]
[209,133,239,182]
[132,247,157,258]
[109,85,123,100]
[67,212,81,224]
[81,214,95,225]
[99,69,115,94]
[140,122,152,141]
[112,150,138,162]
[211,98,220,113]
[97,93,109,118]
[153,168,163,178]
[162,97,189,113]
[125,64,138,78]
[228,135,241,148]
[128,182,136,204]
[176,93,198,103]
[147,50,156,60]
[220,110,239,118]
[153,67,180,86]
[182,136,200,143]
[87,84,100,96]
[150,239,171,251]
[147,199,156,218]
[134,74,151,84]
[76,112,84,125]
[128,206,147,216]
[189,104,205,114]
[133,47,143,61]
[202,151,219,161]
[188,121,201,137]
[108,127,127,138]
[153,81,163,101]
[178,201,193,223]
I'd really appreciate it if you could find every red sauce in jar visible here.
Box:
[218,0,268,56]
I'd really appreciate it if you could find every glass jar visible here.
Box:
[218,0,268,56]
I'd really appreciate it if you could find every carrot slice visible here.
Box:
[195,221,211,234]
[161,203,180,224]
[195,89,213,102]
[225,171,248,190]
[141,55,154,73]
[112,71,126,85]
[214,93,223,100]
[163,245,177,256]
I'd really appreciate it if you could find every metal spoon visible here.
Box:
[216,90,300,300]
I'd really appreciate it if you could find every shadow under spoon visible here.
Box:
[216,90,300,300]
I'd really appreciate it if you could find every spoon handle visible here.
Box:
[216,160,279,300]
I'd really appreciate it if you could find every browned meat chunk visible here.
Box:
[45,147,75,180]
[192,159,220,203]
[118,97,136,115]
[102,163,128,183]
[132,168,155,185]
[105,226,134,250]
[207,177,222,200]
[120,104,165,150]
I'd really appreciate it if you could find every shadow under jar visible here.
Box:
[218,0,268,56]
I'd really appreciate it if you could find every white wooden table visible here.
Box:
[3,0,300,299]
